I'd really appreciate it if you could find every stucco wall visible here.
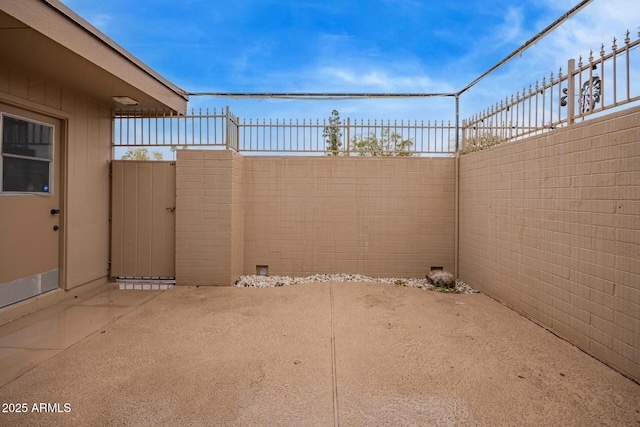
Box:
[459,106,640,381]
[175,153,456,285]
[0,64,111,290]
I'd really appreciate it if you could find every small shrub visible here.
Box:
[461,133,504,154]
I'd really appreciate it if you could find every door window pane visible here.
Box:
[2,116,53,160]
[1,114,53,194]
[2,156,50,192]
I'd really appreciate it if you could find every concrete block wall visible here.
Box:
[176,153,455,284]
[231,153,245,280]
[175,150,244,285]
[173,107,638,381]
[243,157,455,278]
[459,106,640,381]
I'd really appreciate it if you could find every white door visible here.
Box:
[0,103,61,308]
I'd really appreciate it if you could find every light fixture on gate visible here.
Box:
[112,96,139,106]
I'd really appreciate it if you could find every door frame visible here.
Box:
[0,97,68,293]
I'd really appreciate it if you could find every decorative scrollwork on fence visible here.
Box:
[462,30,640,154]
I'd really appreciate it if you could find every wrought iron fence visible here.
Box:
[113,107,237,150]
[462,30,640,153]
[113,109,455,155]
[114,30,639,156]
[237,117,454,155]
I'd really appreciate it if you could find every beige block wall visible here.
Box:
[176,153,456,285]
[175,150,244,286]
[459,106,640,381]
[231,153,245,280]
[243,157,455,278]
[0,63,111,290]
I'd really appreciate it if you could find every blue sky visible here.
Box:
[61,0,639,122]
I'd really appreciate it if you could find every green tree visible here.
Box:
[323,109,343,156]
[351,128,413,156]
[121,147,163,160]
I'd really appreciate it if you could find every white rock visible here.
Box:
[234,273,478,294]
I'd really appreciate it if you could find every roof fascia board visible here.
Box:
[2,0,188,113]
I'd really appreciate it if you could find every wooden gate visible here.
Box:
[110,161,175,279]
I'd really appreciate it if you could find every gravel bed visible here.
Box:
[235,273,479,294]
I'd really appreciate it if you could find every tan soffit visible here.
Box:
[0,0,188,113]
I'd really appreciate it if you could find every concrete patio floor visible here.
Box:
[0,282,638,426]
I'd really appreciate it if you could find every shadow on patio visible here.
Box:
[0,283,638,426]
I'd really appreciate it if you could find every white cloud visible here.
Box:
[87,13,112,30]
[60,1,112,30]
[188,0,640,124]
[316,67,439,93]
[456,0,640,119]
[536,0,640,59]
[231,37,277,74]
[496,6,525,45]
[79,0,637,124]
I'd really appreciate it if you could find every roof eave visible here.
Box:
[2,0,188,114]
